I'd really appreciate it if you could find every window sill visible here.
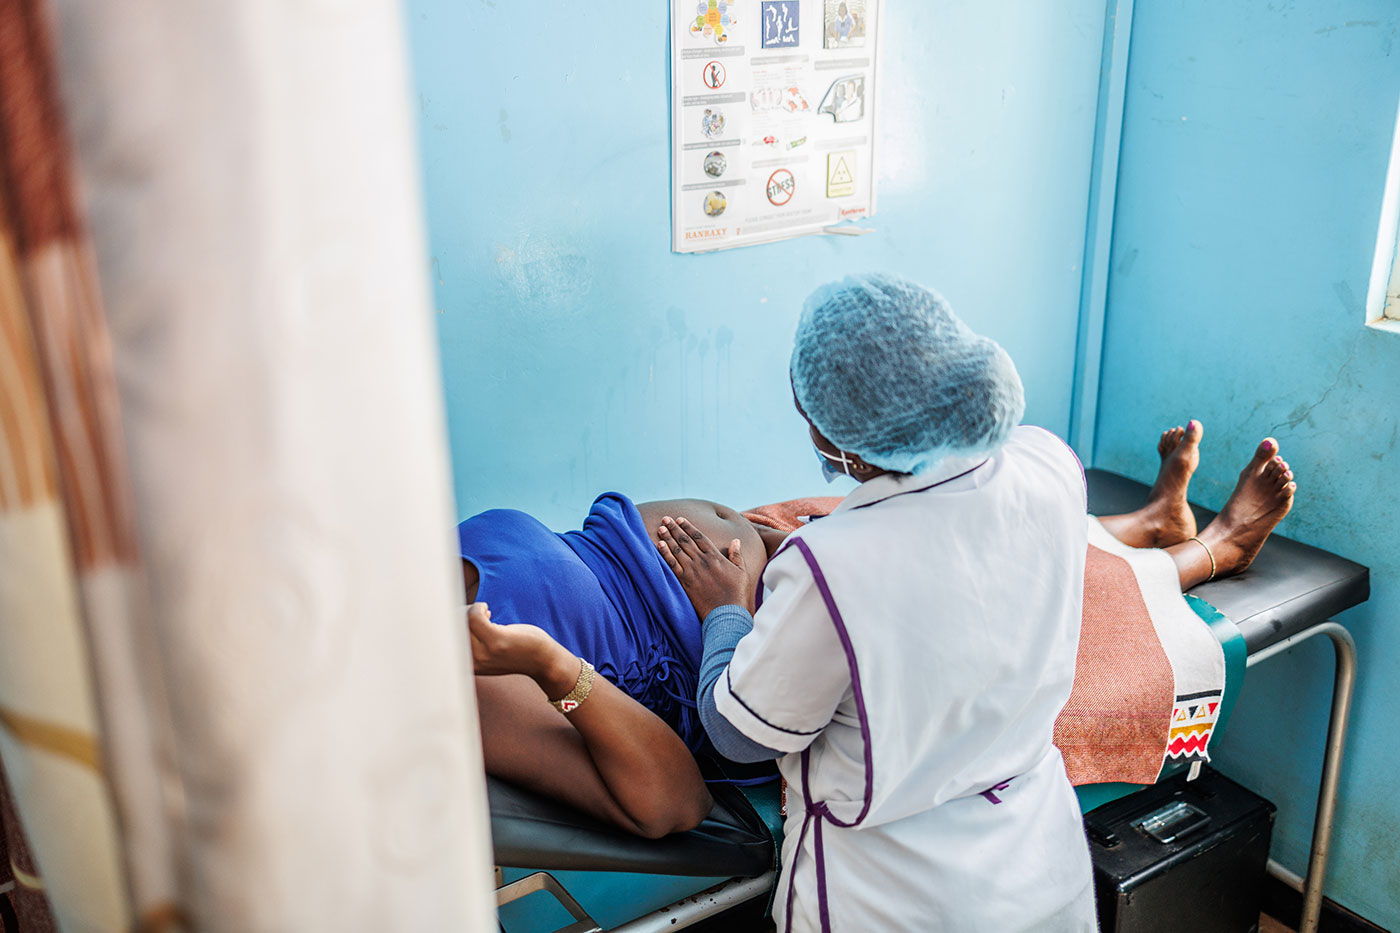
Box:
[1365,316,1400,335]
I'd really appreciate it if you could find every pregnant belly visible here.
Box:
[634,498,767,592]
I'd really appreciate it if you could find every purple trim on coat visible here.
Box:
[772,539,875,933]
[847,459,988,512]
[979,779,1013,804]
[798,748,839,932]
[813,812,830,931]
[790,537,874,826]
[784,806,814,932]
[1035,426,1087,505]
[723,668,824,735]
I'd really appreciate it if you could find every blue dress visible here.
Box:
[459,492,707,752]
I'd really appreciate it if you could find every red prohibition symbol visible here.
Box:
[703,61,727,89]
[766,168,796,206]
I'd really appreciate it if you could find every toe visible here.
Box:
[1184,419,1203,443]
[1253,438,1278,465]
[1160,427,1183,457]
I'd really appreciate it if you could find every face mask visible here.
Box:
[813,442,854,483]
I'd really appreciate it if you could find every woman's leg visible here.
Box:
[1164,438,1295,589]
[1097,421,1203,548]
[474,658,713,838]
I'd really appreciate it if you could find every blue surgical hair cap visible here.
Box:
[790,274,1025,475]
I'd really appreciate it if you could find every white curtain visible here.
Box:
[48,1,496,928]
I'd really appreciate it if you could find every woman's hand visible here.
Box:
[656,516,752,619]
[466,602,581,699]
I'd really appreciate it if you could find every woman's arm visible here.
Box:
[469,603,713,839]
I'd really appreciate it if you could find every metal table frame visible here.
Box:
[495,870,776,933]
[1246,621,1357,933]
[493,628,1361,933]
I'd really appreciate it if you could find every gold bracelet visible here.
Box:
[1188,535,1216,582]
[550,659,596,714]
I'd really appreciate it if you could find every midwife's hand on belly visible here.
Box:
[467,602,583,700]
[656,516,752,618]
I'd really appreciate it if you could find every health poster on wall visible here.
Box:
[671,0,882,253]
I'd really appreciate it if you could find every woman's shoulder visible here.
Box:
[1007,423,1079,459]
[1002,425,1088,509]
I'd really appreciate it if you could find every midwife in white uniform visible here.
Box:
[655,275,1097,932]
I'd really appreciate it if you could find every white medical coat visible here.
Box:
[713,426,1096,932]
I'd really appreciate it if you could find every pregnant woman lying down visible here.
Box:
[464,422,1295,837]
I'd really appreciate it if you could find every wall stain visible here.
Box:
[586,135,664,176]
[493,235,592,310]
[697,335,711,440]
[603,384,616,457]
[715,326,733,446]
[667,306,686,340]
[1333,279,1362,316]
[498,109,511,143]
[1267,329,1363,434]
[1117,247,1139,276]
[1315,20,1380,35]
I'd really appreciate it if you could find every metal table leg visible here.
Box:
[494,870,777,933]
[611,872,777,932]
[1246,621,1357,933]
[495,871,601,933]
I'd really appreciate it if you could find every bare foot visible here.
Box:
[1095,420,1204,549]
[1136,420,1203,546]
[1194,438,1295,579]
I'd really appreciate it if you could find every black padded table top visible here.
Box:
[1087,468,1369,652]
[488,773,774,877]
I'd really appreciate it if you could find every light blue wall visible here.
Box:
[408,0,1400,924]
[1093,2,1400,925]
[405,1,1107,528]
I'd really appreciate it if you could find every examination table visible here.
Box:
[489,468,1369,933]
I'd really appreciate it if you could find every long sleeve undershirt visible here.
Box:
[696,604,784,763]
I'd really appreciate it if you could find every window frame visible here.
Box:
[1366,96,1400,333]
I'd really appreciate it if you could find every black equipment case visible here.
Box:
[1085,766,1276,933]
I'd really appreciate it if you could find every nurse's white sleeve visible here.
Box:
[712,543,850,754]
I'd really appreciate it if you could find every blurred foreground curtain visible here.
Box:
[0,0,496,929]
[0,0,157,928]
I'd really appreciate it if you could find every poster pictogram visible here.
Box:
[671,0,882,252]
